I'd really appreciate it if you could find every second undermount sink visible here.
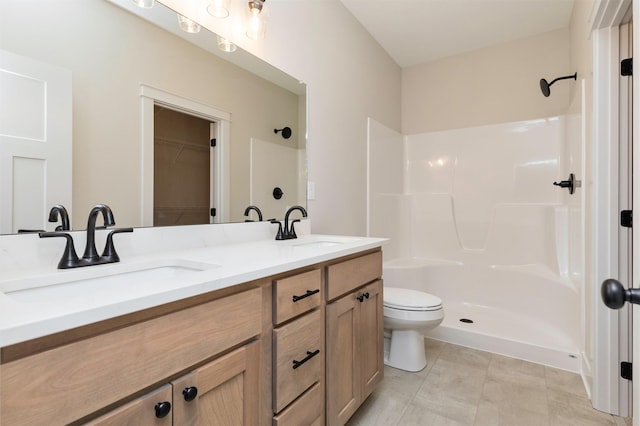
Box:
[0,259,219,308]
[290,235,363,249]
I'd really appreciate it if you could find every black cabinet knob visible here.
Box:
[154,401,171,418]
[364,292,370,299]
[356,294,364,302]
[183,386,198,402]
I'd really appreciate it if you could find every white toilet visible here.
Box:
[383,287,444,372]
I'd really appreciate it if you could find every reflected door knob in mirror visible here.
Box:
[154,401,172,418]
[182,386,198,402]
[273,187,284,200]
[601,278,640,309]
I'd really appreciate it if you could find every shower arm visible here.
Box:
[547,74,577,87]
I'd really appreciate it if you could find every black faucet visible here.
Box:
[39,204,133,269]
[244,205,263,222]
[48,204,70,231]
[283,205,307,239]
[82,204,115,261]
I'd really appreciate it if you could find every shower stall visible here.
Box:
[368,115,583,372]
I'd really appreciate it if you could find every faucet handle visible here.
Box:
[101,228,133,262]
[289,219,301,239]
[39,232,80,269]
[270,220,286,241]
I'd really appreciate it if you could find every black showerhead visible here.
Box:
[539,72,577,97]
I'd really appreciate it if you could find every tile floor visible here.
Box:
[347,339,631,426]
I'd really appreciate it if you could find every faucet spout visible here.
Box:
[244,205,263,222]
[284,205,307,239]
[82,204,115,261]
[48,204,70,231]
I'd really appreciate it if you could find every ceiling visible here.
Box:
[340,0,576,68]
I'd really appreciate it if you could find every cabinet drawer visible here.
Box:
[86,384,173,425]
[273,382,322,426]
[1,287,262,425]
[273,309,321,413]
[326,250,382,301]
[273,269,322,325]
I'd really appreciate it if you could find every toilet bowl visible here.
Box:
[383,287,444,372]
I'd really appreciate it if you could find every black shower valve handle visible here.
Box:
[553,180,572,188]
[553,173,577,195]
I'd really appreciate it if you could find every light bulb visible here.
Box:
[206,0,230,18]
[131,0,154,8]
[246,1,266,40]
[217,36,237,53]
[177,14,201,33]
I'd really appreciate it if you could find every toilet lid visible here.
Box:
[384,287,442,311]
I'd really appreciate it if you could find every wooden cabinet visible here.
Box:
[325,252,384,426]
[86,385,173,426]
[271,268,324,424]
[171,341,260,425]
[273,310,322,412]
[1,287,262,425]
[273,382,323,426]
[273,269,322,325]
[90,342,260,425]
[0,247,384,426]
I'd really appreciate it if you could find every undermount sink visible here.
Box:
[0,259,218,308]
[292,241,344,248]
[290,235,363,249]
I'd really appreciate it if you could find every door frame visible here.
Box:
[139,84,231,225]
[591,0,633,417]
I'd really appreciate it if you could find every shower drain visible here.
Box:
[459,318,474,324]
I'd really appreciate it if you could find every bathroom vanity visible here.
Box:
[0,224,385,425]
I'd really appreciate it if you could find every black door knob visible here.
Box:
[183,386,198,402]
[601,278,640,309]
[154,401,171,418]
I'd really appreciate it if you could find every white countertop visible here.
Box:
[0,230,386,347]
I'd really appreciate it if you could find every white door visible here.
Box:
[0,49,72,233]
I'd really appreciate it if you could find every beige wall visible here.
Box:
[0,0,301,227]
[401,28,572,134]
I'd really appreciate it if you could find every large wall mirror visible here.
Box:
[0,0,307,234]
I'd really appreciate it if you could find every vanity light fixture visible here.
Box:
[217,35,237,53]
[246,0,266,40]
[131,0,154,7]
[177,14,201,33]
[206,0,231,18]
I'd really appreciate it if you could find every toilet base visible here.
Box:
[384,329,426,372]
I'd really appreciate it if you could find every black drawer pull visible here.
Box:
[292,289,319,302]
[292,349,320,369]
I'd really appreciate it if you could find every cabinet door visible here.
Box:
[358,280,384,399]
[326,293,359,426]
[172,341,260,425]
[86,385,172,426]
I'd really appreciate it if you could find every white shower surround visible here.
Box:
[368,115,582,372]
